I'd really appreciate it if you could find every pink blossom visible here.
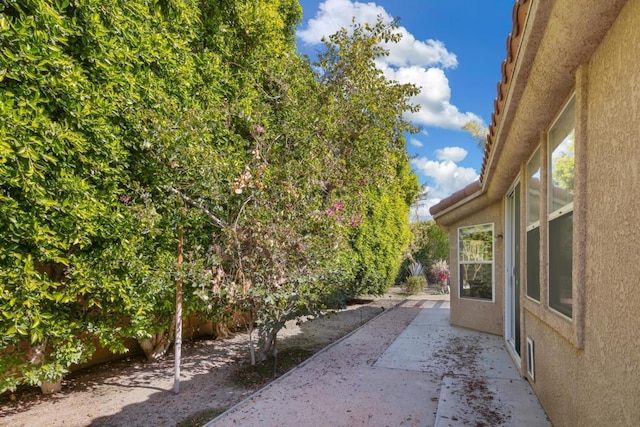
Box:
[326,209,334,216]
[119,195,131,204]
[332,202,343,211]
[255,125,265,134]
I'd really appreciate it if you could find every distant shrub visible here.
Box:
[404,275,426,295]
[430,259,450,294]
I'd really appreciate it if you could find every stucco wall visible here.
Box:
[448,201,504,336]
[525,1,640,425]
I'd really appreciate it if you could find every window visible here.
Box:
[526,148,541,301]
[459,224,494,300]
[548,96,575,318]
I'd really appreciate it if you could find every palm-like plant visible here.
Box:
[407,261,425,277]
[404,261,426,294]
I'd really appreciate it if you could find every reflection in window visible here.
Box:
[550,130,575,212]
[526,148,541,301]
[548,96,575,318]
[527,149,541,225]
[459,224,494,300]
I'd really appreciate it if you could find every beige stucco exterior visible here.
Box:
[447,202,504,336]
[431,1,640,425]
[528,2,640,425]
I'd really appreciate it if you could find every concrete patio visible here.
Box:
[206,296,549,426]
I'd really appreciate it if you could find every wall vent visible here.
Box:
[526,336,535,380]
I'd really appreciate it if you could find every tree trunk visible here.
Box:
[256,328,279,363]
[139,325,174,362]
[26,342,63,394]
[248,321,256,366]
[40,378,62,394]
[174,225,184,394]
[213,322,232,338]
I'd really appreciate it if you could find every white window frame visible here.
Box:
[547,95,576,320]
[458,223,495,302]
[526,147,541,302]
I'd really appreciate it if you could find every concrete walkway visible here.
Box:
[206,296,549,426]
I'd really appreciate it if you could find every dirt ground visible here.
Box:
[0,287,428,427]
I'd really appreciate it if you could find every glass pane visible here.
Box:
[526,227,540,301]
[513,184,521,354]
[549,211,573,317]
[460,263,493,300]
[527,148,541,226]
[549,98,575,214]
[459,224,493,262]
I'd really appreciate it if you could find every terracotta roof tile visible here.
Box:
[429,180,481,216]
[430,0,530,218]
[481,0,530,182]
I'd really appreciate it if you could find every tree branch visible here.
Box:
[234,194,254,231]
[167,187,226,229]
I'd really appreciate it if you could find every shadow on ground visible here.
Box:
[0,296,403,427]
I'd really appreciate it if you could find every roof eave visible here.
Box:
[430,188,490,227]
[432,0,628,227]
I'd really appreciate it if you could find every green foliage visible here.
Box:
[348,187,413,296]
[1,0,134,389]
[403,260,427,295]
[310,18,419,298]
[397,220,449,284]
[198,16,420,361]
[0,0,420,387]
[0,0,225,390]
[552,138,575,192]
[404,276,426,295]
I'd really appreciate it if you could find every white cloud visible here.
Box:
[407,148,478,220]
[298,0,481,130]
[384,29,457,69]
[409,198,434,222]
[298,0,386,45]
[410,196,444,222]
[380,65,483,128]
[409,155,478,221]
[409,138,424,148]
[297,0,457,68]
[434,146,468,162]
[411,156,478,199]
[299,0,483,222]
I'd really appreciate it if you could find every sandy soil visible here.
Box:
[0,288,417,427]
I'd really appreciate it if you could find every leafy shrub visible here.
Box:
[347,189,415,297]
[430,259,450,294]
[396,220,449,285]
[0,1,420,388]
[404,275,426,295]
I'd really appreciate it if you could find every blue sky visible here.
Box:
[295,0,514,219]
